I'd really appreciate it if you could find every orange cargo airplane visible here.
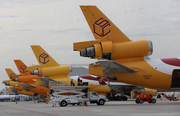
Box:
[3,69,37,96]
[73,5,180,92]
[4,60,52,95]
[28,45,156,100]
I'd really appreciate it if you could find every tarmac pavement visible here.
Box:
[0,99,180,116]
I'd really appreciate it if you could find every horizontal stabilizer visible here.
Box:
[10,74,21,79]
[9,87,22,92]
[20,83,36,90]
[97,60,137,75]
[109,85,142,93]
[74,39,107,51]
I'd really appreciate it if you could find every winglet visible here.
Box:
[30,45,59,67]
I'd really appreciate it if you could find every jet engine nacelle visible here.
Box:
[4,81,19,87]
[12,75,40,83]
[30,65,72,77]
[80,40,153,60]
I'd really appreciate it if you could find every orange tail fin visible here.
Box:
[5,68,16,80]
[14,60,30,75]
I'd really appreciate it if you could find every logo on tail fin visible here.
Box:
[20,65,27,74]
[93,18,111,38]
[39,53,49,64]
[10,73,16,79]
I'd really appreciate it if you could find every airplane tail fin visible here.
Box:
[5,68,16,80]
[30,45,59,67]
[14,60,30,75]
[80,5,130,42]
[74,5,131,51]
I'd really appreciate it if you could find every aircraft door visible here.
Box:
[171,69,180,88]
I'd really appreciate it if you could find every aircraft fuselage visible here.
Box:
[89,58,180,91]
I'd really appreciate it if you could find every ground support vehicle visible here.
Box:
[133,93,156,104]
[47,81,107,107]
[50,91,107,107]
[159,93,179,101]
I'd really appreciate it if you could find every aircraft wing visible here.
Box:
[97,60,138,75]
[109,85,142,92]
[20,83,37,90]
[39,77,66,86]
[68,67,89,76]
[40,77,56,85]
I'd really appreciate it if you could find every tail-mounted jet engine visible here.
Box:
[3,81,19,86]
[30,65,72,77]
[80,40,153,60]
[12,75,40,83]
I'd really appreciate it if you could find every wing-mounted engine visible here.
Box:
[30,65,72,77]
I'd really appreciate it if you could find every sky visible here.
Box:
[0,0,180,90]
